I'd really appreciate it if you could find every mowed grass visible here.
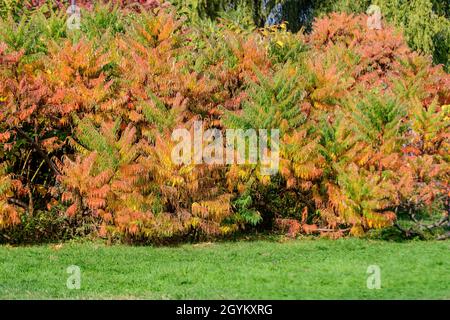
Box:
[0,239,448,299]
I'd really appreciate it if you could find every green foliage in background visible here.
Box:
[171,0,450,69]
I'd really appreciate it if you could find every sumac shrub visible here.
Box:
[0,3,448,243]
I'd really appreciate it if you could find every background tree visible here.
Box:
[170,0,450,70]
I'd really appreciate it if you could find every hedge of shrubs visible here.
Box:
[0,1,448,243]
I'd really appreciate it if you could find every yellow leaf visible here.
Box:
[129,110,143,122]
[350,225,365,236]
[220,225,232,234]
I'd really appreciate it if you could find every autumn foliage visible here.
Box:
[0,3,448,243]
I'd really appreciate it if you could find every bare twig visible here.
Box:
[315,228,351,232]
[394,222,422,238]
[15,127,61,176]
[408,211,448,232]
[437,232,450,240]
[7,198,27,209]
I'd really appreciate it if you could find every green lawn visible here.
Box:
[0,239,448,299]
